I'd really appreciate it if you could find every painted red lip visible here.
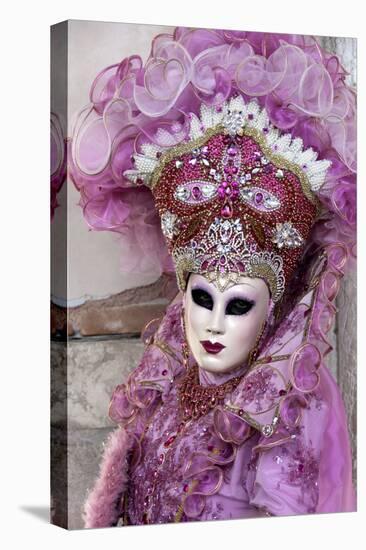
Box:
[200,341,226,354]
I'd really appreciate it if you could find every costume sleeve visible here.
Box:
[247,441,319,516]
[246,367,356,516]
[83,426,134,528]
[246,388,326,516]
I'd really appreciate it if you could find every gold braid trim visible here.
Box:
[174,479,199,523]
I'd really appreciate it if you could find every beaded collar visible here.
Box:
[178,363,245,423]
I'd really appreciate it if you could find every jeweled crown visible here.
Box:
[124,96,331,301]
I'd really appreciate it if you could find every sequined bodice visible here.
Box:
[126,381,260,525]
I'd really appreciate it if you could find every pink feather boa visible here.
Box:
[83,427,133,528]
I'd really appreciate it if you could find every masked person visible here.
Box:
[69,28,356,527]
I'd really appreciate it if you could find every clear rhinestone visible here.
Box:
[262,424,274,437]
[209,168,216,176]
[175,186,190,201]
[161,211,179,240]
[175,160,183,169]
[223,110,246,135]
[272,222,304,248]
[252,167,260,174]
[264,196,280,209]
[214,173,222,182]
[240,188,254,200]
[275,169,284,178]
[261,157,269,165]
[201,158,210,167]
[202,184,216,198]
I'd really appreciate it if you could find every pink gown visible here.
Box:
[83,290,356,528]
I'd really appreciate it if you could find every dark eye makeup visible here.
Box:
[191,288,213,310]
[226,297,255,315]
[191,288,255,316]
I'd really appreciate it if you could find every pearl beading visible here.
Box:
[124,95,331,192]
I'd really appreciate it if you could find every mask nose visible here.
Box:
[206,304,225,336]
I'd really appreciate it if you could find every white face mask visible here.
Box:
[183,273,271,375]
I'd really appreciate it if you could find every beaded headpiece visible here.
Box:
[124,95,331,301]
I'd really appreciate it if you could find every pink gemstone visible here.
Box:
[183,484,189,493]
[164,435,176,447]
[162,369,168,376]
[255,192,264,204]
[158,453,165,464]
[225,187,232,196]
[226,175,232,182]
[220,255,226,265]
[232,181,239,188]
[218,187,226,199]
[232,166,238,174]
[221,203,233,218]
[192,186,202,199]
[228,146,237,156]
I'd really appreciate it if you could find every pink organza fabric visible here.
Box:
[50,112,66,220]
[84,243,355,527]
